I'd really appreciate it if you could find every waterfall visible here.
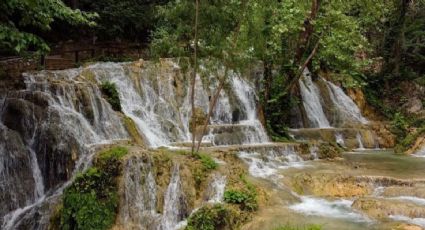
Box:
[83,61,267,147]
[119,156,159,229]
[230,75,269,143]
[160,165,188,230]
[238,146,305,178]
[335,132,346,147]
[1,68,129,229]
[206,173,227,203]
[299,69,331,128]
[356,132,365,150]
[325,80,368,125]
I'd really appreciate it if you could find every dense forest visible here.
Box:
[1,0,425,230]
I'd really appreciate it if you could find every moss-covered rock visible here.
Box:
[317,142,342,159]
[58,146,128,230]
[123,116,145,146]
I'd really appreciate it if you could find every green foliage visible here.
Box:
[195,152,218,170]
[192,152,218,188]
[78,0,167,41]
[97,146,128,162]
[0,0,96,54]
[395,126,425,153]
[391,112,409,140]
[274,224,323,230]
[100,81,122,111]
[224,189,258,211]
[185,204,242,230]
[60,146,128,230]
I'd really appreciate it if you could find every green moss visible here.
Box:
[123,116,145,145]
[273,224,323,230]
[98,146,128,162]
[100,81,122,111]
[185,204,243,230]
[59,147,128,230]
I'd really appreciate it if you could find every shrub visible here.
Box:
[59,146,128,230]
[185,204,242,230]
[224,189,258,211]
[391,112,409,140]
[195,152,218,170]
[100,81,122,111]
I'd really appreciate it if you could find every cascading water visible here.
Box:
[230,75,269,144]
[335,132,346,147]
[160,164,188,230]
[356,132,365,150]
[206,173,227,203]
[298,69,331,128]
[0,68,129,229]
[325,80,368,125]
[119,156,160,229]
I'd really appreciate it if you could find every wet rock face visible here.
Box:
[0,125,35,219]
[1,95,76,191]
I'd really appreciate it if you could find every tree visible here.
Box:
[151,0,257,153]
[77,0,169,42]
[0,0,96,55]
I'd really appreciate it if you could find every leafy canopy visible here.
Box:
[0,0,96,54]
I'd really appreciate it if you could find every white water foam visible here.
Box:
[289,196,369,222]
[207,173,227,203]
[299,69,331,128]
[325,80,368,125]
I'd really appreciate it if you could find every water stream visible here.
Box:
[1,61,422,229]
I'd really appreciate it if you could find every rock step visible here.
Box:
[289,127,377,149]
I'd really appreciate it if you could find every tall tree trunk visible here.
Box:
[195,68,228,153]
[293,0,321,66]
[191,0,199,154]
[194,0,248,153]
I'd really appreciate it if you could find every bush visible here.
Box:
[185,204,242,230]
[390,112,409,140]
[100,81,122,111]
[195,152,218,170]
[59,146,128,230]
[224,189,258,211]
[395,127,425,153]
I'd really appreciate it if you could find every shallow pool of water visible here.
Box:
[243,150,425,230]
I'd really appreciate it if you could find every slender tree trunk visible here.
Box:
[286,38,321,92]
[293,0,320,66]
[194,0,249,153]
[191,0,199,154]
[195,68,228,152]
